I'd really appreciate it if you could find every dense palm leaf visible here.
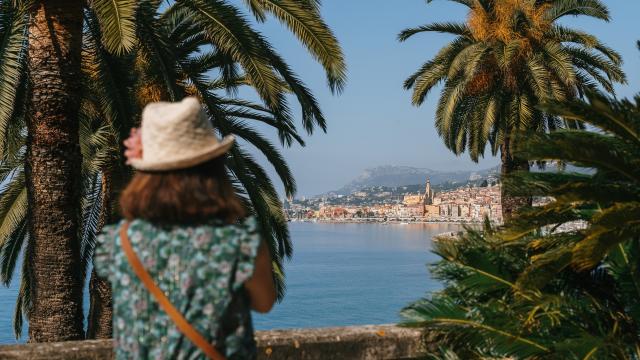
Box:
[0,0,28,161]
[399,0,625,219]
[0,169,26,285]
[91,0,137,54]
[403,90,640,359]
[0,0,345,338]
[243,0,345,93]
[504,90,640,271]
[403,227,640,358]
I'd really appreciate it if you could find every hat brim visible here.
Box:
[129,135,235,171]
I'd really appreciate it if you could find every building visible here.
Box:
[402,194,423,206]
[424,204,439,218]
[432,184,502,223]
[401,179,435,216]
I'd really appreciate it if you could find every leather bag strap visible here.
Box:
[119,223,226,360]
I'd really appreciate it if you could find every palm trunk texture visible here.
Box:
[86,268,113,339]
[500,137,532,223]
[25,0,85,342]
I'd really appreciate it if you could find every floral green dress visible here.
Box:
[94,216,261,360]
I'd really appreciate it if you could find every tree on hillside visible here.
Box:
[0,0,345,341]
[399,0,625,221]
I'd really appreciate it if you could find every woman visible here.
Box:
[94,97,276,359]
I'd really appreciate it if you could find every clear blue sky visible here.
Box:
[240,0,640,197]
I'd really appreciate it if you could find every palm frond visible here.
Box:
[13,235,31,339]
[398,22,471,41]
[226,146,289,299]
[247,0,346,93]
[91,0,137,54]
[78,172,104,279]
[539,91,639,145]
[223,119,296,197]
[0,169,27,285]
[179,0,285,110]
[544,0,609,22]
[0,1,28,160]
[220,99,305,146]
[401,297,550,357]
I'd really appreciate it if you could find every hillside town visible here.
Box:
[285,177,504,224]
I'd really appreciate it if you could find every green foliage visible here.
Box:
[402,91,640,359]
[240,0,346,93]
[92,0,138,54]
[0,0,28,161]
[399,0,625,161]
[403,230,640,359]
[0,0,345,338]
[504,91,640,271]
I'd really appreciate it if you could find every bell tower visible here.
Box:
[423,178,433,205]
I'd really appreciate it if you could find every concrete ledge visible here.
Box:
[0,324,424,360]
[255,325,423,359]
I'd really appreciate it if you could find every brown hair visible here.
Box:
[120,157,245,225]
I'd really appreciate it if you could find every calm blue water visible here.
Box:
[0,222,458,344]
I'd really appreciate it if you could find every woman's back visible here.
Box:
[94,217,261,359]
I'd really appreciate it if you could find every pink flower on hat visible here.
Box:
[124,127,143,164]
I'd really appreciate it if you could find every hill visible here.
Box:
[333,165,498,195]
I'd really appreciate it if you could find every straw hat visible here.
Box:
[129,97,234,171]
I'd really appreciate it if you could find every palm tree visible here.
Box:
[402,90,640,359]
[0,0,345,341]
[0,0,139,342]
[22,0,86,342]
[399,0,625,221]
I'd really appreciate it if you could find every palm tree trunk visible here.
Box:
[86,268,113,338]
[500,136,531,222]
[25,0,84,342]
[86,170,113,339]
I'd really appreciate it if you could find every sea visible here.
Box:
[0,222,461,344]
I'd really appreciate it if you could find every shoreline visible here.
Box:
[288,219,493,225]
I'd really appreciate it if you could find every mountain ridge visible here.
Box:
[325,165,498,196]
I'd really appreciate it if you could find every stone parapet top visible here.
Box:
[0,324,424,360]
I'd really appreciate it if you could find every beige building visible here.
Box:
[424,204,439,219]
[402,194,423,206]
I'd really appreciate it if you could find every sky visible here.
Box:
[240,0,640,197]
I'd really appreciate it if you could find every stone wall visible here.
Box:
[0,324,424,360]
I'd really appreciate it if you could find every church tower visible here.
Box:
[423,178,433,205]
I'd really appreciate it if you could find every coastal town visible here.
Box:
[284,177,504,224]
